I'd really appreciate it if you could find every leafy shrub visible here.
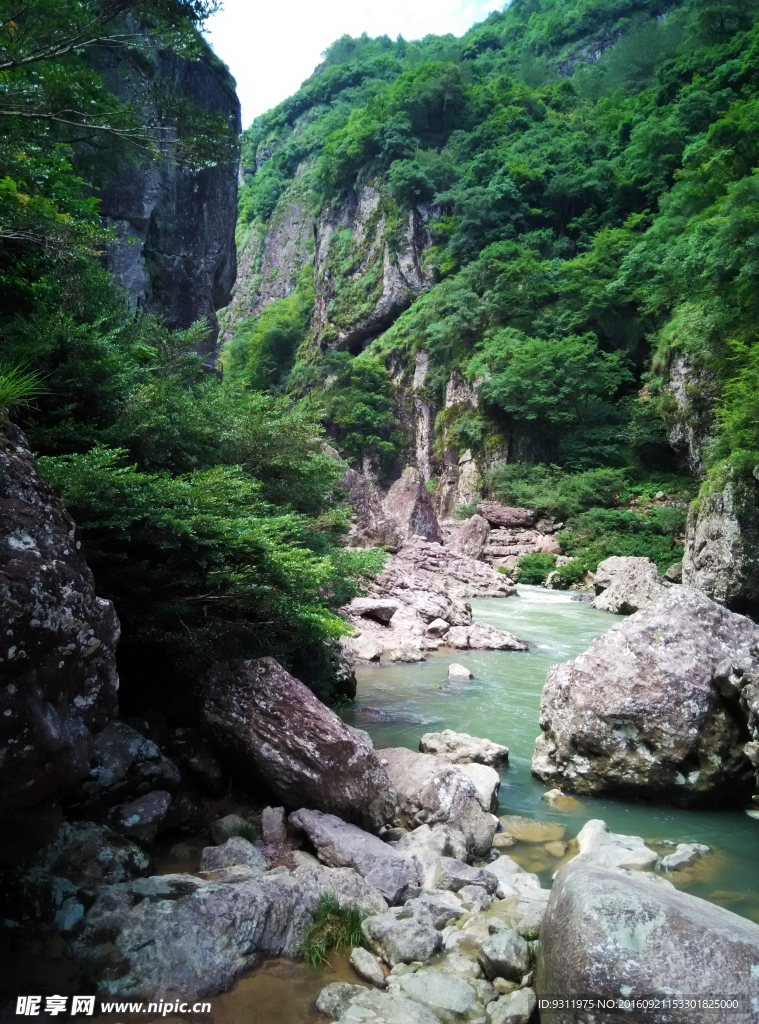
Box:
[490,464,627,520]
[300,893,364,969]
[556,558,587,586]
[558,506,686,573]
[516,552,557,583]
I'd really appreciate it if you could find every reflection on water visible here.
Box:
[343,585,759,921]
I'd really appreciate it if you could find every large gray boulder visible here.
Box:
[201,657,396,831]
[591,556,668,614]
[532,589,758,806]
[288,808,418,904]
[537,860,759,1023]
[381,747,497,857]
[343,467,404,551]
[382,467,443,544]
[73,865,387,996]
[446,514,491,559]
[0,422,120,819]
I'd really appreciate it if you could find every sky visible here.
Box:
[204,0,504,129]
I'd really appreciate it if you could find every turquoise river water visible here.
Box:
[342,585,759,921]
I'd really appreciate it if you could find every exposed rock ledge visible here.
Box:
[341,537,526,663]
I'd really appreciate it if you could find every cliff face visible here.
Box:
[225,180,432,353]
[95,41,241,358]
[0,423,120,821]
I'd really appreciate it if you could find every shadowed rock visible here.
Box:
[201,657,396,831]
[0,422,120,819]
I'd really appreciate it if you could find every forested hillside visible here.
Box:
[226,0,759,587]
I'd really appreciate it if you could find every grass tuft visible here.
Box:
[300,892,364,969]
[227,820,260,843]
[0,364,45,413]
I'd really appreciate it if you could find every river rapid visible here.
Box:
[342,585,759,922]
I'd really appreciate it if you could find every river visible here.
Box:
[342,585,759,922]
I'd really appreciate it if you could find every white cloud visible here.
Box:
[204,0,503,127]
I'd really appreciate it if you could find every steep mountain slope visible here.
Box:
[224,0,759,612]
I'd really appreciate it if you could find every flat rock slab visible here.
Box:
[289,808,418,905]
[201,657,396,831]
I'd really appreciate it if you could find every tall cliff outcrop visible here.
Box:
[95,39,241,358]
[0,423,120,820]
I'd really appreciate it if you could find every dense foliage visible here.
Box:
[0,1,382,704]
[229,0,759,569]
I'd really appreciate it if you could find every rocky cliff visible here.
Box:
[95,37,241,359]
[0,422,120,821]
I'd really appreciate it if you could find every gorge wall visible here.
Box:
[94,37,241,358]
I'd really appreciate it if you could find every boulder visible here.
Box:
[350,946,386,988]
[533,589,759,805]
[362,903,442,966]
[261,806,287,845]
[395,823,468,889]
[446,622,528,651]
[351,636,385,661]
[664,561,683,583]
[537,859,759,1023]
[343,467,404,551]
[199,837,267,874]
[427,617,451,637]
[477,503,538,529]
[436,857,499,894]
[382,467,443,544]
[446,514,491,559]
[591,556,667,614]
[73,864,388,997]
[447,663,474,680]
[389,643,426,663]
[420,730,509,767]
[477,927,530,982]
[348,598,402,624]
[210,814,255,845]
[67,720,181,817]
[381,747,497,857]
[375,537,516,603]
[0,421,120,818]
[458,883,492,912]
[573,819,659,872]
[411,888,465,928]
[201,657,396,831]
[288,808,418,905]
[682,478,759,618]
[487,988,536,1024]
[31,821,150,886]
[106,790,172,844]
[659,842,710,872]
[390,969,482,1021]
[459,762,500,813]
[320,983,441,1024]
